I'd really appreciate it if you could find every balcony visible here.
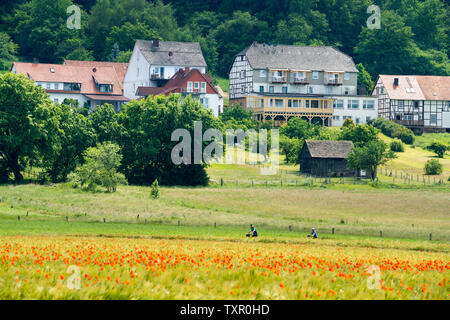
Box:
[326,78,342,86]
[181,88,205,96]
[151,73,165,80]
[291,77,309,84]
[270,75,287,83]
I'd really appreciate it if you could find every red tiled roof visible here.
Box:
[64,60,128,89]
[84,94,130,102]
[12,62,125,96]
[415,76,450,100]
[378,75,450,101]
[136,69,218,97]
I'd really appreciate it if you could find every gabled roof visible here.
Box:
[135,40,207,67]
[12,62,125,96]
[237,43,358,72]
[415,76,450,100]
[304,140,354,159]
[137,68,218,97]
[64,60,128,90]
[377,75,450,100]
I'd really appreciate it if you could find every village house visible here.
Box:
[136,68,224,116]
[299,140,356,177]
[372,75,450,133]
[123,40,207,100]
[11,61,129,112]
[228,42,378,126]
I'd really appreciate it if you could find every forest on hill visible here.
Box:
[0,0,449,79]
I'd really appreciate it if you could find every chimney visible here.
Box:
[153,39,160,48]
[394,78,399,86]
[33,58,39,64]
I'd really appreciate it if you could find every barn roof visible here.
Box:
[304,140,354,159]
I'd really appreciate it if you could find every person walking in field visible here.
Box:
[246,224,258,237]
[307,228,318,239]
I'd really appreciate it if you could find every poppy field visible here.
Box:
[0,235,449,300]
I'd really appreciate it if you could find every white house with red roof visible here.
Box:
[11,61,129,112]
[136,68,223,116]
[123,40,208,100]
[373,75,450,132]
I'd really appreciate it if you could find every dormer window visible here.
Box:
[99,84,113,93]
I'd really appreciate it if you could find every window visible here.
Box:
[187,82,193,92]
[99,84,113,93]
[430,114,437,125]
[311,100,319,108]
[269,86,274,93]
[288,100,292,107]
[275,99,283,107]
[308,87,313,94]
[260,99,264,107]
[293,100,299,108]
[312,71,319,80]
[260,70,266,78]
[333,116,340,120]
[363,100,375,109]
[282,87,287,94]
[194,82,199,90]
[305,100,309,108]
[63,83,81,91]
[269,99,273,107]
[259,85,264,93]
[240,70,246,79]
[344,88,349,95]
[201,82,206,93]
[398,100,404,108]
[334,100,344,109]
[355,118,360,124]
[46,83,51,89]
[54,98,59,103]
[348,100,359,109]
[344,72,350,81]
[403,114,413,121]
[366,116,371,122]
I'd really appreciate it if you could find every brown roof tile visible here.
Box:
[304,140,354,159]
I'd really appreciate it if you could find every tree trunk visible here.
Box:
[8,153,23,183]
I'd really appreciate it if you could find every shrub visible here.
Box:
[342,118,355,128]
[371,118,415,144]
[424,159,443,175]
[150,179,160,199]
[427,142,449,158]
[390,139,405,152]
[69,142,127,192]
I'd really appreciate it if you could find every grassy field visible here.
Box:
[0,235,448,299]
[0,133,449,300]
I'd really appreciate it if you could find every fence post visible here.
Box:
[214,222,216,228]
[380,231,382,238]
[332,228,335,235]
[220,178,224,187]
[178,220,180,226]
[429,233,432,241]
[103,218,106,223]
[289,225,292,232]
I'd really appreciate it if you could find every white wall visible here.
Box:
[123,48,151,100]
[252,82,357,96]
[331,96,378,127]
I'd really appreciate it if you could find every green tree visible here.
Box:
[424,159,443,175]
[214,11,269,76]
[118,94,222,186]
[150,179,160,199]
[342,118,355,128]
[346,140,396,180]
[116,50,132,63]
[11,0,88,62]
[356,63,374,95]
[0,73,59,182]
[69,142,127,192]
[106,22,159,55]
[44,104,96,182]
[0,32,18,71]
[280,118,322,140]
[339,124,379,147]
[427,142,449,158]
[90,103,122,144]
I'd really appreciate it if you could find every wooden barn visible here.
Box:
[299,140,355,177]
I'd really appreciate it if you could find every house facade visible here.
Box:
[299,140,356,177]
[373,75,450,133]
[123,40,207,100]
[229,42,377,126]
[136,68,223,117]
[11,62,129,112]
